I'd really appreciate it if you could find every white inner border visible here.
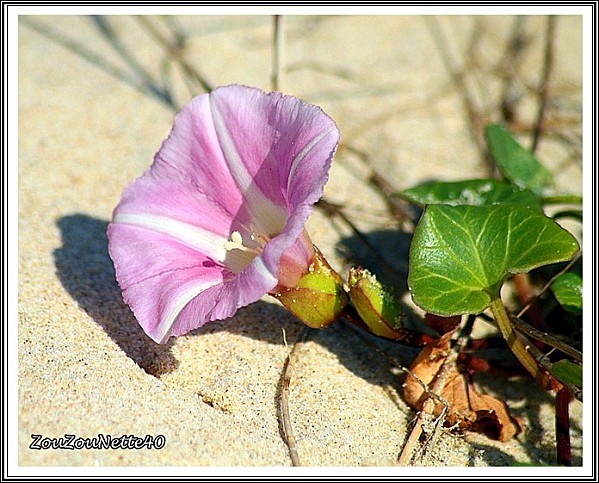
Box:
[7,4,594,479]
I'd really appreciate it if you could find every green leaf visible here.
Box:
[550,359,582,388]
[551,272,582,314]
[484,124,553,195]
[408,204,580,315]
[399,179,541,208]
[542,194,583,205]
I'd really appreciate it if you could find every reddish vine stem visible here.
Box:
[555,387,572,466]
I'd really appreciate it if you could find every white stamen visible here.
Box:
[224,231,246,251]
[231,231,243,245]
[223,229,270,255]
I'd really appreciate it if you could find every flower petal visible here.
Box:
[123,264,224,344]
[208,85,339,223]
[165,255,279,341]
[108,85,340,343]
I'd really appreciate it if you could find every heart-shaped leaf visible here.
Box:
[408,204,580,315]
[399,179,541,208]
[551,272,582,314]
[484,124,553,195]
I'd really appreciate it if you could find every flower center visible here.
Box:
[223,226,270,257]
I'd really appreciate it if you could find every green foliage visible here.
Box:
[408,204,580,315]
[484,124,553,195]
[399,179,541,209]
[550,360,582,388]
[397,122,582,458]
[551,272,583,314]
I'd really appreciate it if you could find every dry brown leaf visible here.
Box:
[423,313,462,335]
[403,331,522,442]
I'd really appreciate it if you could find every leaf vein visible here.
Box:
[430,209,487,287]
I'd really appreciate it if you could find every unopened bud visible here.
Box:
[347,267,405,339]
[272,247,347,329]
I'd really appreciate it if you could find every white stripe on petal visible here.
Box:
[287,127,336,193]
[209,95,288,236]
[155,278,222,343]
[114,212,229,261]
[252,254,277,285]
[115,212,259,274]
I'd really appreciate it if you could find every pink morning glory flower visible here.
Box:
[108,84,340,343]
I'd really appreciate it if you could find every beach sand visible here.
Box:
[17,14,583,469]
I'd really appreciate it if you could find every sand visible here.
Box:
[16,13,584,472]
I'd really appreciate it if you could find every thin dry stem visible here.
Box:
[499,16,529,123]
[397,316,474,466]
[531,16,557,153]
[277,327,310,466]
[316,198,408,276]
[135,15,213,94]
[510,315,582,363]
[271,15,283,91]
[516,252,581,321]
[340,143,415,227]
[423,16,492,173]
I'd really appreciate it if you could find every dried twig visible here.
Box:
[516,251,582,319]
[135,15,213,94]
[316,198,407,275]
[271,15,283,91]
[341,321,446,465]
[397,316,475,465]
[531,16,557,153]
[397,388,448,466]
[423,16,492,173]
[510,315,582,363]
[277,327,310,466]
[499,16,529,123]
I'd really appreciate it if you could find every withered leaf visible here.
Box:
[423,313,462,335]
[403,332,522,442]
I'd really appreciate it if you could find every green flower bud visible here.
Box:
[272,247,348,329]
[347,267,405,339]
